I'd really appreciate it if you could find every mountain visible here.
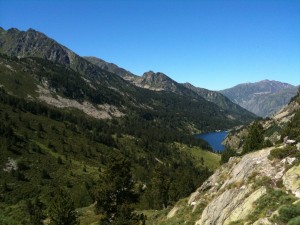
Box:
[146,88,300,225]
[133,71,181,92]
[0,27,227,224]
[220,80,298,117]
[0,27,256,131]
[83,56,138,81]
[0,78,222,224]
[86,58,257,122]
[0,27,130,89]
[183,82,257,121]
[224,87,300,152]
[0,29,217,223]
[148,145,300,225]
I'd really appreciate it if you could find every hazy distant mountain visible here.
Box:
[220,80,298,117]
[182,82,256,117]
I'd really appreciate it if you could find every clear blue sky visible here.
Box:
[0,0,299,90]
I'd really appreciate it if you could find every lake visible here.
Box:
[195,131,228,152]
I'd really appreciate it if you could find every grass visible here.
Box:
[176,143,221,170]
[246,189,297,223]
[144,197,207,225]
[77,203,102,225]
[0,59,38,98]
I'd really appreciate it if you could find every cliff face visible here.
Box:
[149,145,300,225]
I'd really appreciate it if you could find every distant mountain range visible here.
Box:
[0,27,257,131]
[85,56,298,118]
[220,80,298,117]
[85,57,257,120]
[1,27,296,123]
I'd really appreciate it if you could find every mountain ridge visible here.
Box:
[85,56,257,121]
[0,27,257,130]
[0,27,257,132]
[220,80,298,117]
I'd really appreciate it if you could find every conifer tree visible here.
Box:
[95,155,144,225]
[48,188,78,225]
[26,197,44,225]
[145,164,170,210]
[243,121,264,153]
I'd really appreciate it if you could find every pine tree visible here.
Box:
[26,197,44,225]
[95,155,144,225]
[221,148,236,164]
[48,188,78,225]
[147,164,170,210]
[243,121,264,154]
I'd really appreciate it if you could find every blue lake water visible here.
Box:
[195,131,228,152]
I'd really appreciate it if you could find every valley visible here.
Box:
[0,27,299,225]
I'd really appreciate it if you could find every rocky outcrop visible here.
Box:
[283,164,300,198]
[196,186,266,225]
[161,146,299,225]
[37,85,123,119]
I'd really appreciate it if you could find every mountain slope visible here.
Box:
[0,84,222,224]
[0,27,256,131]
[224,88,300,152]
[0,53,255,133]
[86,56,257,123]
[84,56,138,81]
[183,82,257,122]
[220,80,298,117]
[0,27,132,93]
[148,146,300,225]
[146,89,300,225]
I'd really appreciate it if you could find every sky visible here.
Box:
[0,0,299,90]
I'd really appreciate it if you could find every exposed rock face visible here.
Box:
[163,146,299,225]
[37,85,124,120]
[133,71,179,92]
[196,186,266,225]
[191,147,299,225]
[0,27,127,86]
[283,164,300,198]
[0,28,75,66]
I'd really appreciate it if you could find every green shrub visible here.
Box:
[248,189,296,223]
[288,216,300,225]
[269,146,299,160]
[221,148,236,164]
[276,203,300,224]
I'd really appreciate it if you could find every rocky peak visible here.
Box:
[6,27,20,33]
[131,71,180,92]
[141,71,173,83]
[0,27,74,66]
